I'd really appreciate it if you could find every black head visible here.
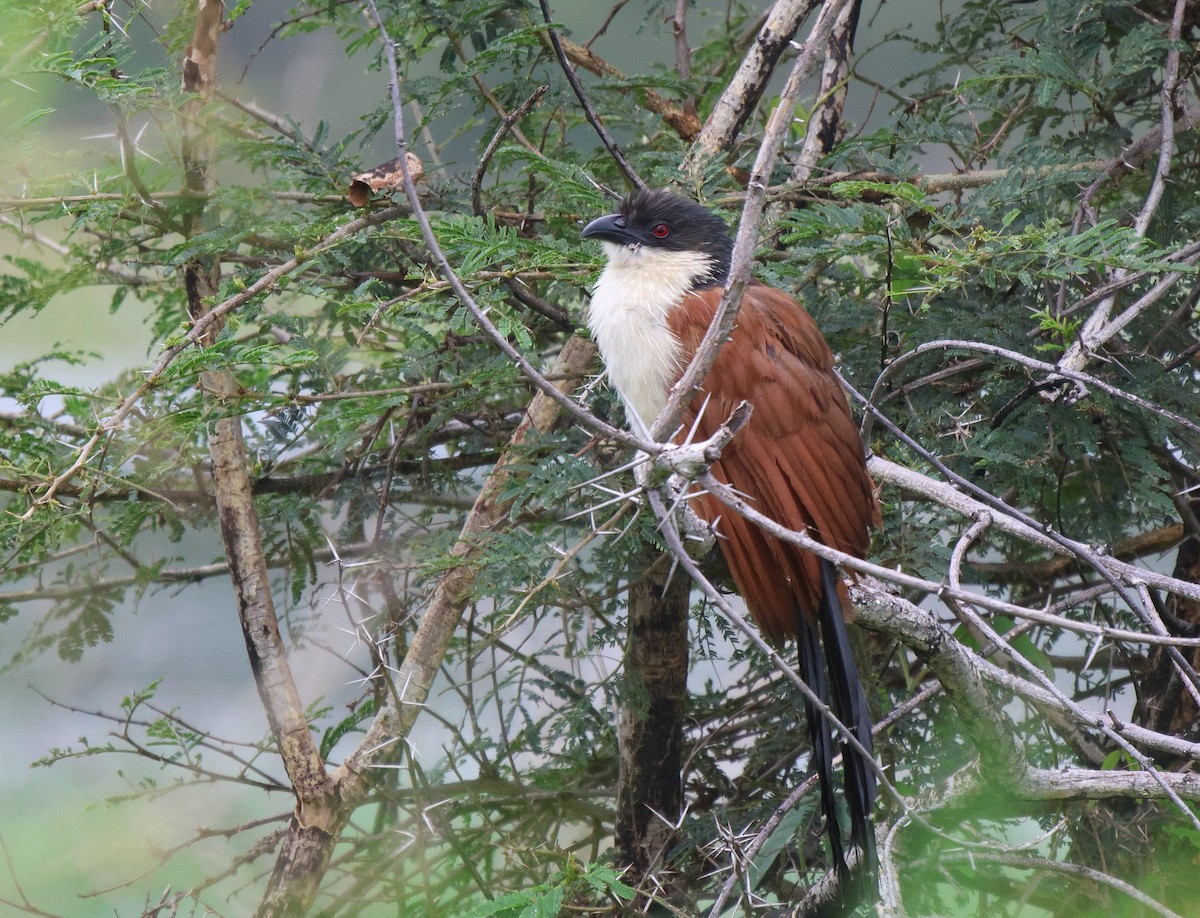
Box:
[582,189,733,287]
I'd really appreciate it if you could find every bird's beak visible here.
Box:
[581,213,640,246]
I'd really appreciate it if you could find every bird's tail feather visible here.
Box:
[796,558,878,879]
[797,615,845,871]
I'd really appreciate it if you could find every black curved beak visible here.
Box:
[581,213,641,246]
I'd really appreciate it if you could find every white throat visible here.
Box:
[587,244,713,431]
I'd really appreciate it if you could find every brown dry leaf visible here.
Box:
[347,153,423,206]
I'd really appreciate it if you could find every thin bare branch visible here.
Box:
[656,0,852,442]
[333,335,599,776]
[536,0,645,191]
[548,34,701,142]
[948,850,1186,918]
[471,85,549,216]
[1060,2,1192,374]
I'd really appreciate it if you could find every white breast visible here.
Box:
[587,244,713,432]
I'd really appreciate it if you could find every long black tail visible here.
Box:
[795,558,877,880]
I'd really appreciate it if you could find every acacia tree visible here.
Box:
[3,0,1200,916]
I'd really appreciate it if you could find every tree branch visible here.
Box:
[655,0,852,443]
[684,0,820,171]
[536,0,645,191]
[332,336,599,786]
[790,0,859,183]
[546,34,701,141]
[176,4,339,913]
[1058,1,1192,375]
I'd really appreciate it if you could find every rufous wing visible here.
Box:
[667,282,879,643]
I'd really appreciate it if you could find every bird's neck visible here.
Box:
[588,246,714,430]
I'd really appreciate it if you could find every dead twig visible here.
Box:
[536,0,645,191]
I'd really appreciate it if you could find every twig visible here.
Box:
[704,465,1200,631]
[945,850,1186,918]
[535,0,645,191]
[854,385,1200,699]
[970,523,1184,582]
[215,89,309,147]
[0,836,59,918]
[0,191,342,210]
[1078,104,1200,215]
[671,0,695,120]
[1059,0,1191,374]
[552,34,700,141]
[471,85,549,217]
[0,213,149,286]
[867,337,1200,442]
[0,541,382,604]
[21,205,403,516]
[448,32,541,156]
[585,0,631,47]
[1129,0,1186,242]
[1058,247,1200,376]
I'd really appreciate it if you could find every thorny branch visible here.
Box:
[648,460,1200,912]
[645,452,1200,911]
[20,203,404,518]
[572,0,1200,908]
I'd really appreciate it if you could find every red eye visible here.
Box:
[651,223,670,238]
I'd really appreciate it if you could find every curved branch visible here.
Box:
[946,850,1186,918]
[334,336,599,786]
[22,203,404,517]
[1059,0,1192,375]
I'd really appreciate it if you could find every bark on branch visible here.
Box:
[791,0,859,183]
[254,335,597,915]
[546,33,701,142]
[178,5,339,914]
[684,0,820,172]
[615,553,691,897]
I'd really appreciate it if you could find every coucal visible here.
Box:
[582,189,880,878]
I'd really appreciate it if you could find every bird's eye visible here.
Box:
[651,223,670,238]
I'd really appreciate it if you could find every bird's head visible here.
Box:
[582,189,733,289]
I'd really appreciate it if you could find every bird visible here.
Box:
[582,188,880,880]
